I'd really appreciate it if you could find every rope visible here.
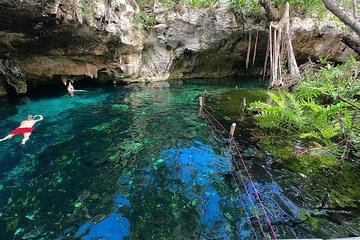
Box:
[201,110,260,240]
[203,109,266,240]
[202,107,230,135]
[201,104,278,240]
[232,139,278,240]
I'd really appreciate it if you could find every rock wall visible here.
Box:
[0,0,143,94]
[0,0,355,96]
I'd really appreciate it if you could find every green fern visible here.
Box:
[249,56,359,162]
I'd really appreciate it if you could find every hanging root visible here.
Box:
[267,2,300,89]
[252,29,259,66]
[246,31,252,69]
[263,37,269,81]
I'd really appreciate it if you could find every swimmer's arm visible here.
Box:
[34,115,44,121]
[74,89,86,92]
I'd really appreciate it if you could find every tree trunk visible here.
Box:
[322,0,360,37]
[268,3,300,88]
[260,0,279,21]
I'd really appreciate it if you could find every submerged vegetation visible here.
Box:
[249,57,359,167]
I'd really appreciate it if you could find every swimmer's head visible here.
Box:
[27,115,34,120]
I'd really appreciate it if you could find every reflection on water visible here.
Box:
[1,79,355,240]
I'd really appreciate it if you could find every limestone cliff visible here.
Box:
[0,0,355,96]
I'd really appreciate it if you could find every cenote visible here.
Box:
[0,78,359,240]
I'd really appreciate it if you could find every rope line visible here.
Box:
[201,110,260,240]
[200,103,278,240]
[202,107,230,135]
[232,139,278,240]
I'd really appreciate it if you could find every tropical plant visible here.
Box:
[185,0,219,8]
[249,57,359,164]
[229,0,262,14]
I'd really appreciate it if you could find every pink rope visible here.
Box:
[202,109,262,240]
[232,139,278,240]
[202,105,278,240]
[202,107,230,135]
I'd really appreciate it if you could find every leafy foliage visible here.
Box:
[185,0,219,8]
[229,0,262,15]
[228,0,326,17]
[249,57,360,164]
[272,0,326,16]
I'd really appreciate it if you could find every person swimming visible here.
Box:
[65,80,85,97]
[0,114,44,145]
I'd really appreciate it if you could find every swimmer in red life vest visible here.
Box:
[0,115,44,145]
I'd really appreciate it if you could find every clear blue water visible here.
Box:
[0,79,357,240]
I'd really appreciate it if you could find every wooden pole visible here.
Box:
[242,97,247,112]
[230,123,236,139]
[199,96,204,115]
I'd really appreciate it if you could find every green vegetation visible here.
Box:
[132,0,332,28]
[134,12,157,30]
[229,0,262,15]
[141,51,151,63]
[229,0,327,17]
[249,57,360,167]
[272,0,326,16]
[185,0,219,8]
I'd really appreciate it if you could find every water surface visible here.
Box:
[1,79,356,240]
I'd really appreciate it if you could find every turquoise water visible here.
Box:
[1,79,355,240]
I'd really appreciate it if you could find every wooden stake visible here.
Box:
[243,97,247,112]
[199,96,204,108]
[230,123,236,139]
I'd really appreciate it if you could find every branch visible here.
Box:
[341,34,360,56]
[321,0,360,37]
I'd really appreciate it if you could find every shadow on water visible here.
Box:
[1,78,356,240]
